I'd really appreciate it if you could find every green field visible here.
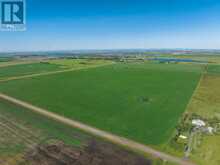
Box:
[0,57,12,63]
[49,59,112,68]
[0,62,62,80]
[0,63,202,146]
[207,65,220,74]
[0,100,169,165]
[0,59,112,80]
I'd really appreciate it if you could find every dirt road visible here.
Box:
[0,93,197,165]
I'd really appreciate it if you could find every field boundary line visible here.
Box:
[0,63,113,83]
[0,93,196,165]
[184,65,207,113]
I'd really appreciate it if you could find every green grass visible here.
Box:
[191,135,220,165]
[0,57,12,63]
[207,65,220,74]
[48,59,112,68]
[0,63,202,146]
[0,62,62,80]
[0,59,113,80]
[187,74,220,119]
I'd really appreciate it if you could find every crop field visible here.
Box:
[49,59,112,68]
[0,57,11,63]
[0,108,41,164]
[0,62,202,146]
[0,99,158,165]
[0,99,89,164]
[187,75,220,118]
[207,64,220,74]
[0,62,62,80]
[0,59,112,81]
[0,100,87,146]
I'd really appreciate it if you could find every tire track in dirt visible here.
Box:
[0,115,41,144]
[0,93,197,165]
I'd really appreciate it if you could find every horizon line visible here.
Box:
[1,48,220,54]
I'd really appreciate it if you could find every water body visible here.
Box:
[148,58,208,64]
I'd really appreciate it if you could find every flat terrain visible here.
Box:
[186,65,220,165]
[0,100,85,146]
[0,100,85,164]
[0,99,155,165]
[0,63,202,146]
[187,65,220,118]
[49,59,111,68]
[0,59,112,81]
[207,64,220,74]
[0,63,62,80]
[0,93,195,165]
[0,57,11,63]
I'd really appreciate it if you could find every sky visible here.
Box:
[0,0,220,52]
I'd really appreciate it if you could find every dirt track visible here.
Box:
[0,93,197,165]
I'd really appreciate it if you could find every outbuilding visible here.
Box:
[192,119,206,127]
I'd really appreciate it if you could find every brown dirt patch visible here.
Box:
[24,139,152,165]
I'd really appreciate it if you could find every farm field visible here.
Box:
[0,57,12,63]
[0,62,202,146]
[187,65,220,118]
[0,60,39,67]
[49,59,113,68]
[0,62,62,80]
[0,59,112,81]
[207,64,220,74]
[0,100,157,165]
[0,100,85,164]
[0,99,86,147]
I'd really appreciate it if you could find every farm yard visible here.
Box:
[0,61,202,147]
